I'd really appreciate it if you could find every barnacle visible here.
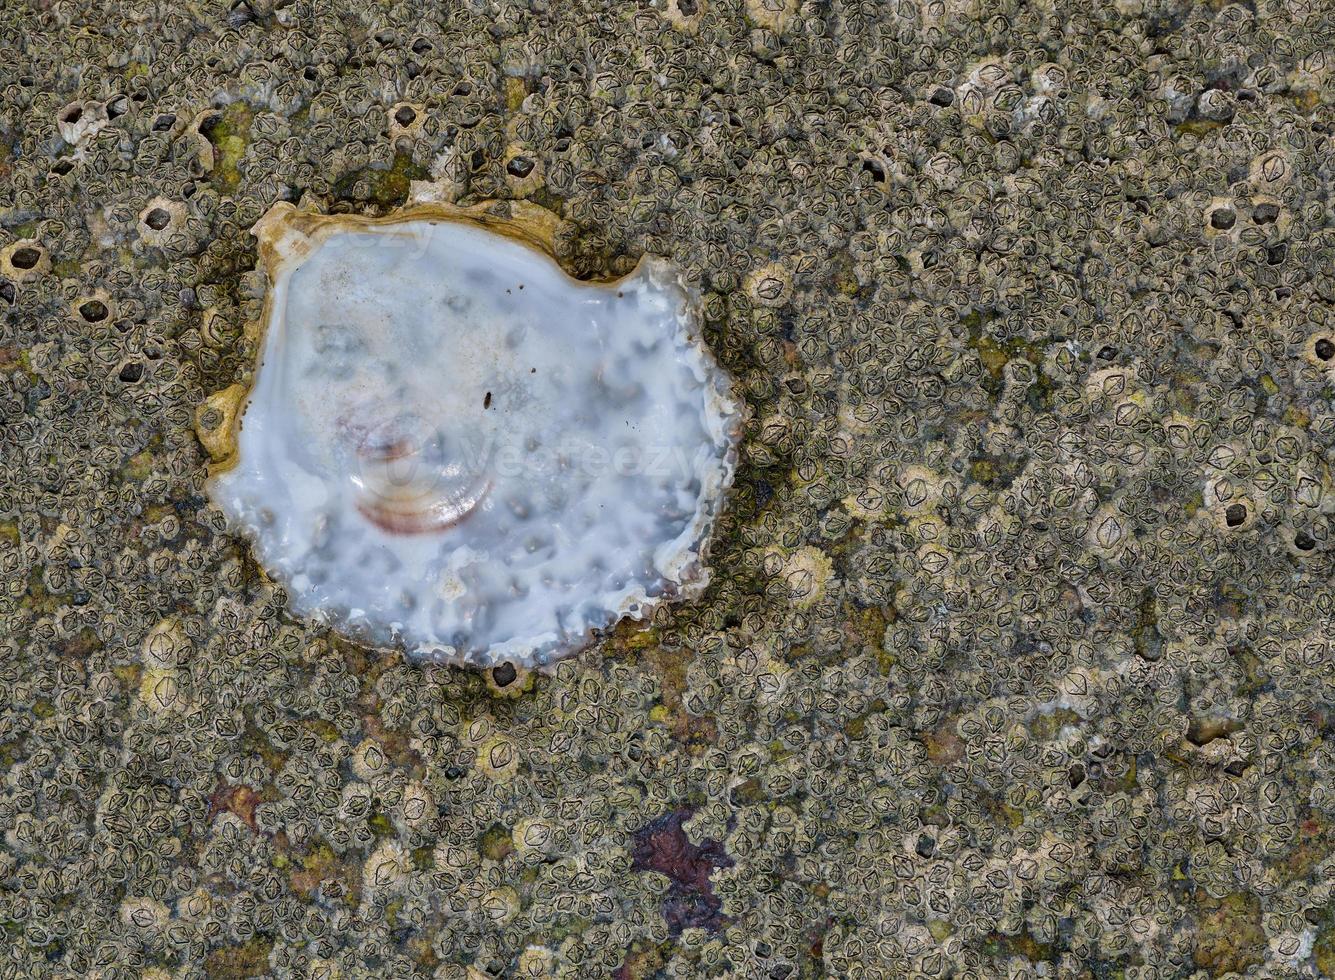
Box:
[137,198,185,246]
[1,240,49,282]
[744,261,792,308]
[662,0,705,32]
[140,617,190,670]
[138,668,187,714]
[476,733,519,780]
[744,0,797,33]
[203,201,741,668]
[398,781,434,830]
[118,896,169,932]
[362,840,410,895]
[70,291,113,325]
[56,100,108,146]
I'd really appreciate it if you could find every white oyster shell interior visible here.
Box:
[208,210,741,668]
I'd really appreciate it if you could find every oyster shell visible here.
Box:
[201,200,742,669]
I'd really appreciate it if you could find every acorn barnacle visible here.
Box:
[200,200,742,669]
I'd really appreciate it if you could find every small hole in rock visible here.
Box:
[79,300,108,322]
[1224,503,1247,527]
[196,112,223,141]
[10,247,41,270]
[506,156,535,178]
[152,113,176,131]
[1252,202,1279,224]
[106,96,129,119]
[303,66,319,81]
[860,157,886,183]
[60,105,83,125]
[1210,208,1235,230]
[51,159,74,176]
[1266,243,1287,265]
[1296,530,1317,552]
[118,362,144,383]
[394,105,417,126]
[145,208,171,231]
[492,662,517,686]
[1315,337,1334,361]
[929,88,954,107]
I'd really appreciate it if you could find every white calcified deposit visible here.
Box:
[205,202,742,668]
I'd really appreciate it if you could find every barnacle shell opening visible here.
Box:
[203,201,742,669]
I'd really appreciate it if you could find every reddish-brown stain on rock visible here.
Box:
[208,782,261,832]
[631,807,733,935]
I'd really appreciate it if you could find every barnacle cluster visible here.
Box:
[5,0,1335,976]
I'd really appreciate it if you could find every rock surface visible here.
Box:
[3,0,1335,976]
